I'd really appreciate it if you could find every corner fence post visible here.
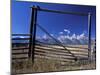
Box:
[28,5,35,58]
[88,13,92,62]
[32,6,38,62]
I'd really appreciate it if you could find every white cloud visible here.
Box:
[50,34,54,36]
[77,33,86,40]
[42,34,53,40]
[42,34,48,40]
[57,32,88,44]
[57,35,66,43]
[59,32,63,34]
[64,29,70,34]
[71,34,77,39]
[37,31,88,45]
[80,33,85,37]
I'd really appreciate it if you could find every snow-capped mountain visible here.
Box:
[12,36,29,43]
[36,34,94,45]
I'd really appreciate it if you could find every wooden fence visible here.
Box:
[12,34,89,62]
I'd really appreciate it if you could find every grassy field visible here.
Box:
[12,58,96,74]
[12,45,96,74]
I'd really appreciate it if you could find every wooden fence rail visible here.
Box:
[12,44,89,62]
[12,34,89,62]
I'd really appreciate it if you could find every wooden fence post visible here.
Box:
[88,13,92,61]
[28,5,35,58]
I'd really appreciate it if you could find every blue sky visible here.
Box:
[12,1,96,40]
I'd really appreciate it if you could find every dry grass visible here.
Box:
[12,45,96,74]
[12,58,96,74]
